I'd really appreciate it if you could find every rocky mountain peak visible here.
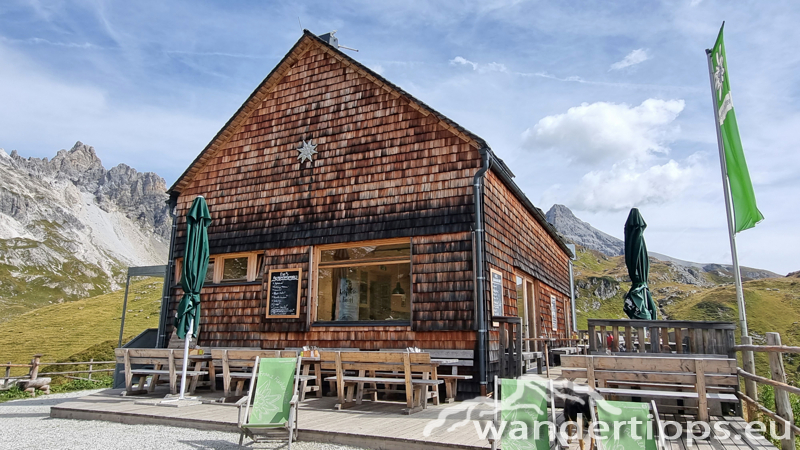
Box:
[4,142,170,239]
[0,142,171,315]
[545,204,624,256]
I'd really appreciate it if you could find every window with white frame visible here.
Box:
[176,252,261,285]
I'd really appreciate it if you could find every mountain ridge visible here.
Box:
[545,204,783,279]
[0,142,170,321]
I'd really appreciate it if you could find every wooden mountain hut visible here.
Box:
[158,30,574,396]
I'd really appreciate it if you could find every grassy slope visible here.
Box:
[665,277,800,379]
[572,249,629,329]
[0,277,162,376]
[572,245,800,379]
[0,221,127,323]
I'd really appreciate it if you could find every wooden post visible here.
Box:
[4,363,10,388]
[650,327,660,353]
[625,326,632,353]
[88,358,94,381]
[586,356,595,388]
[544,340,550,379]
[515,321,523,377]
[637,327,645,352]
[499,323,507,378]
[767,332,795,450]
[675,328,684,354]
[29,354,42,380]
[599,326,606,352]
[588,324,596,353]
[740,336,759,421]
[695,359,708,422]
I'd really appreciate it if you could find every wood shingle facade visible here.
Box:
[161,31,573,395]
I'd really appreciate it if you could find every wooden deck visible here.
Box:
[50,382,776,450]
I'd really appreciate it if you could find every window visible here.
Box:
[221,256,248,283]
[176,252,260,285]
[316,240,411,323]
[204,260,215,284]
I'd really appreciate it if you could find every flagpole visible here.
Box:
[705,48,749,338]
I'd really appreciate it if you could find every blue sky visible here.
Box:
[1,0,798,274]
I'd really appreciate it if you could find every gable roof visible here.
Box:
[168,30,487,195]
[167,30,571,258]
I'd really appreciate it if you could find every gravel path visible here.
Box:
[0,390,365,450]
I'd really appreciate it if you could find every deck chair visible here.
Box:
[589,399,666,450]
[491,376,567,450]
[238,356,302,448]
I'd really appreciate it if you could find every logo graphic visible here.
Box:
[712,50,734,125]
[713,51,725,102]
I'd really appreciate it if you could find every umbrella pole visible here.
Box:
[178,318,193,400]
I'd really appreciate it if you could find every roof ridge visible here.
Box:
[168,30,487,194]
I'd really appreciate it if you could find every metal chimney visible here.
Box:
[318,31,338,48]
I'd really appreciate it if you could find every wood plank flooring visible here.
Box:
[49,386,776,450]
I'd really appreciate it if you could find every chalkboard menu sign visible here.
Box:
[266,268,302,319]
[490,269,503,318]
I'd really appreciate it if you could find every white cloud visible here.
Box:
[0,43,220,182]
[567,157,702,212]
[450,56,477,70]
[529,98,700,212]
[449,56,507,73]
[370,64,384,75]
[522,99,685,165]
[610,48,650,70]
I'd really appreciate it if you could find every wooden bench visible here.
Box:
[286,347,360,396]
[115,348,208,395]
[380,349,474,402]
[210,349,300,398]
[561,354,739,421]
[321,351,443,414]
[521,351,544,373]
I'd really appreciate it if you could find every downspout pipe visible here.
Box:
[473,148,492,395]
[157,192,180,348]
[569,259,577,333]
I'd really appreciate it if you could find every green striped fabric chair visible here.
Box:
[590,399,666,450]
[238,356,302,448]
[492,376,566,450]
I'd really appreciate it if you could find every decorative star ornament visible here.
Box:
[297,139,318,163]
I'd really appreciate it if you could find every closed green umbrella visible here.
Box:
[622,208,658,321]
[175,196,211,400]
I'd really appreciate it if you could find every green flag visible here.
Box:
[710,26,764,232]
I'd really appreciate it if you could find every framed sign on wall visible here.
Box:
[490,269,504,319]
[550,294,558,332]
[265,268,302,319]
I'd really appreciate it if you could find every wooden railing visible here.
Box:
[734,333,797,450]
[495,316,523,378]
[1,354,115,391]
[587,319,736,356]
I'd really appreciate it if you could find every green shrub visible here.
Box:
[0,385,31,403]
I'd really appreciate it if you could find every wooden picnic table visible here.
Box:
[299,356,322,399]
[187,353,216,392]
[431,358,458,365]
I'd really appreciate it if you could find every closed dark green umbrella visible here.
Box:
[174,196,210,400]
[176,196,211,339]
[622,208,658,320]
